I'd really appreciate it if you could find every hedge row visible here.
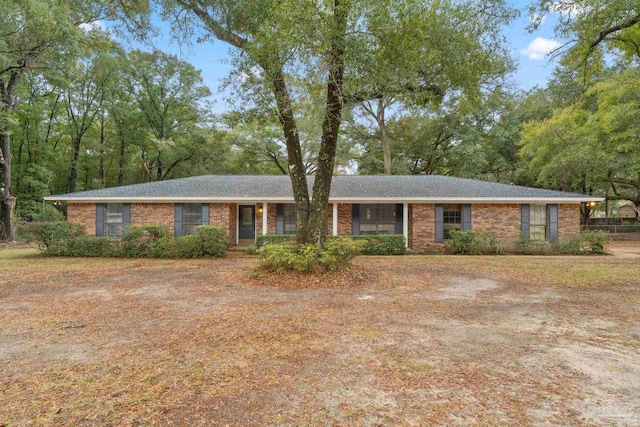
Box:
[255,234,406,255]
[447,229,610,255]
[19,222,228,258]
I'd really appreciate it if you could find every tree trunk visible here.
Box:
[379,99,391,175]
[68,135,82,193]
[0,70,22,241]
[269,67,311,243]
[118,134,126,186]
[306,0,347,245]
[0,132,16,241]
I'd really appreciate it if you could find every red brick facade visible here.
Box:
[66,201,584,249]
[472,203,521,240]
[67,203,96,236]
[131,203,175,235]
[558,204,580,238]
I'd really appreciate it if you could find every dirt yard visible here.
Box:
[1,245,639,426]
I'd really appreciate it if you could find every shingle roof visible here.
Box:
[45,175,600,202]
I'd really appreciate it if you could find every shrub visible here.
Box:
[123,225,171,257]
[153,226,228,258]
[18,221,86,251]
[349,235,406,255]
[560,230,610,255]
[195,226,228,257]
[447,230,475,254]
[257,238,363,274]
[256,234,296,247]
[257,233,405,255]
[55,237,121,257]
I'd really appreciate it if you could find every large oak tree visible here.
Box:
[159,0,515,245]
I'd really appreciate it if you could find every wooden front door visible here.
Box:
[238,205,256,241]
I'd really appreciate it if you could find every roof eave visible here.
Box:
[44,196,604,203]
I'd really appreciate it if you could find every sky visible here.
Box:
[119,1,566,114]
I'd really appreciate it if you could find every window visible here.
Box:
[530,204,548,241]
[105,203,124,237]
[183,204,204,235]
[443,204,462,239]
[283,204,297,234]
[359,204,397,235]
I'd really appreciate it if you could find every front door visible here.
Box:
[238,205,256,241]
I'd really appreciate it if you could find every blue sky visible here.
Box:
[122,1,565,114]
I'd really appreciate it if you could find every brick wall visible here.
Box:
[558,204,580,238]
[131,203,175,234]
[337,203,352,235]
[472,203,521,240]
[67,203,96,236]
[408,203,443,252]
[209,203,237,245]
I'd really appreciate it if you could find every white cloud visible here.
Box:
[79,20,106,33]
[520,37,562,60]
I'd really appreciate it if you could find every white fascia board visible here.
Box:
[44,196,603,203]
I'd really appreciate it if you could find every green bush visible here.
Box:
[349,235,406,255]
[516,231,610,255]
[123,225,171,257]
[256,234,296,247]
[195,225,228,257]
[560,230,610,254]
[447,230,475,254]
[257,233,405,255]
[55,237,121,257]
[257,238,363,274]
[20,221,228,259]
[18,221,86,251]
[150,226,228,258]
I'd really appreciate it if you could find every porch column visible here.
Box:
[332,202,338,236]
[403,202,409,249]
[262,202,268,235]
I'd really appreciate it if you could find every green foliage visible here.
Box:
[257,234,405,255]
[257,239,363,274]
[122,225,171,257]
[256,234,296,247]
[18,221,85,250]
[447,230,502,255]
[450,230,610,256]
[20,222,228,258]
[195,226,228,257]
[349,235,406,255]
[55,237,121,257]
[560,231,611,255]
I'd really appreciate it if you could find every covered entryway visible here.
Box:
[238,205,256,244]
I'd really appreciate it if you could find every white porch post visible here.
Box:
[332,202,338,236]
[262,202,268,235]
[403,202,409,249]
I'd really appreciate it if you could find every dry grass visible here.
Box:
[1,246,639,426]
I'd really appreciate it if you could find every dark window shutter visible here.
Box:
[395,204,403,235]
[174,204,183,237]
[351,204,360,235]
[276,204,284,234]
[96,204,105,237]
[435,204,444,243]
[462,204,472,231]
[521,204,530,239]
[201,203,210,225]
[548,204,558,243]
[122,204,131,234]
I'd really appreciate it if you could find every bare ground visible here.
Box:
[1,246,639,426]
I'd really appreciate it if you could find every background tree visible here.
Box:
[125,49,213,181]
